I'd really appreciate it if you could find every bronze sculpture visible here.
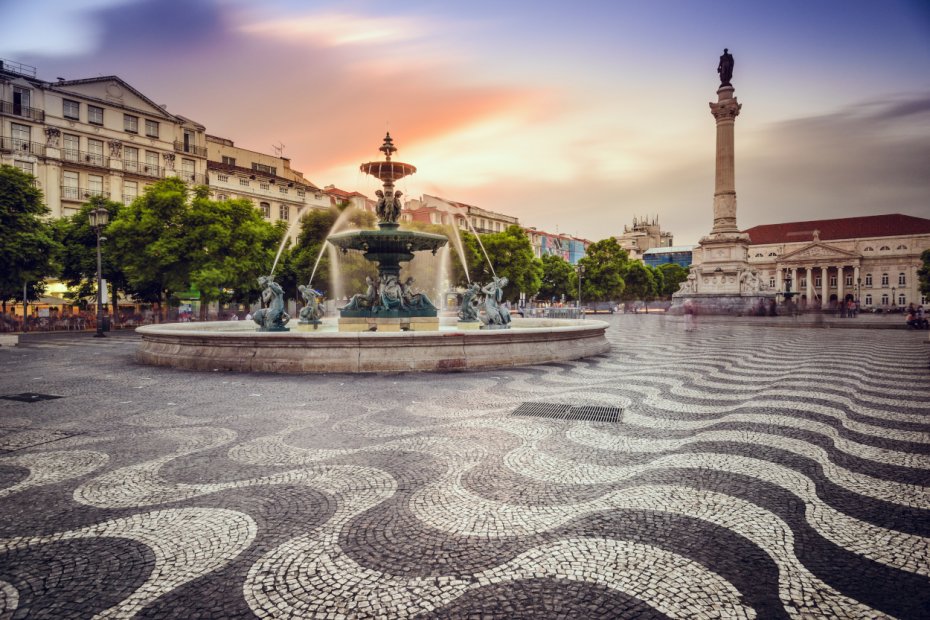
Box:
[718,48,734,86]
[253,275,290,331]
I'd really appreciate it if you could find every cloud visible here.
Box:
[239,12,431,48]
[0,0,137,57]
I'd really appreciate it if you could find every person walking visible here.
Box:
[684,299,696,332]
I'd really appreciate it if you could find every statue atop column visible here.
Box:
[717,48,734,86]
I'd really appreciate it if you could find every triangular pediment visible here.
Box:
[53,77,176,120]
[779,242,859,262]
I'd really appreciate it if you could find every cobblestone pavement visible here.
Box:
[0,317,928,619]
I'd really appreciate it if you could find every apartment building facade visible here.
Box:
[0,59,208,217]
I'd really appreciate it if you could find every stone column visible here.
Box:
[806,267,813,304]
[791,267,798,293]
[709,86,742,235]
[837,266,845,302]
[821,266,829,306]
[775,267,783,291]
[853,265,860,300]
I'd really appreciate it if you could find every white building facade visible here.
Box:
[1,60,207,217]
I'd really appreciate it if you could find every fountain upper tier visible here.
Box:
[359,160,416,182]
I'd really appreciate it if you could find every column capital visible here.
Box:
[710,98,741,122]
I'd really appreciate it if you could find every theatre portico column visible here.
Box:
[775,267,783,291]
[854,266,860,300]
[821,266,829,306]
[837,266,845,302]
[806,267,813,304]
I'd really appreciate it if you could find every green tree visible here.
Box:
[54,196,139,321]
[0,165,59,311]
[538,254,577,302]
[183,189,282,318]
[648,265,665,301]
[622,261,656,301]
[918,249,930,297]
[466,225,542,302]
[577,238,628,301]
[107,178,192,318]
[656,263,689,298]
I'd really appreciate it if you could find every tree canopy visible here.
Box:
[577,238,628,301]
[464,225,542,302]
[918,249,930,297]
[0,165,59,306]
[622,261,656,301]
[538,254,577,302]
[656,262,689,298]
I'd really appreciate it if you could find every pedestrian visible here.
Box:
[245,312,253,321]
[231,314,239,321]
[684,299,696,332]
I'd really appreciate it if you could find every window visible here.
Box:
[865,273,873,286]
[145,119,159,138]
[845,275,853,286]
[63,134,80,161]
[63,99,80,120]
[769,277,775,288]
[260,202,270,218]
[240,178,250,187]
[865,294,872,305]
[87,174,104,197]
[279,204,289,220]
[87,139,104,166]
[12,87,31,116]
[63,171,79,200]
[217,193,228,201]
[881,294,889,305]
[252,163,276,175]
[11,122,30,147]
[123,180,138,204]
[222,156,236,166]
[879,246,890,251]
[768,252,777,256]
[896,244,907,250]
[814,276,821,287]
[182,159,195,175]
[829,276,836,286]
[899,294,906,306]
[899,273,906,285]
[88,105,104,125]
[863,246,874,252]
[800,278,807,288]
[297,189,305,197]
[218,174,229,182]
[279,186,288,194]
[754,253,763,257]
[146,150,159,171]
[124,146,139,171]
[13,160,34,175]
[124,114,138,133]
[260,182,269,190]
[881,273,889,286]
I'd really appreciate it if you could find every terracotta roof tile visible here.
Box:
[743,214,930,245]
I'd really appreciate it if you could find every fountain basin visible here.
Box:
[136,317,609,373]
[327,225,448,255]
[359,160,416,180]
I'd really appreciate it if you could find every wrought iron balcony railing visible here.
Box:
[61,186,108,201]
[0,136,46,156]
[61,148,110,168]
[123,160,163,178]
[173,140,207,157]
[0,100,45,122]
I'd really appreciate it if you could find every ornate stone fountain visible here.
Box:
[327,133,448,331]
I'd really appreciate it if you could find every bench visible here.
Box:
[0,334,19,347]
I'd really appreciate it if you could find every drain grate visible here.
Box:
[512,402,621,423]
[1,393,64,403]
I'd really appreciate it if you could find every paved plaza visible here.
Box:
[0,316,928,619]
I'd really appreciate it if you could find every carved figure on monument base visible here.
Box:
[739,269,762,295]
[677,271,697,295]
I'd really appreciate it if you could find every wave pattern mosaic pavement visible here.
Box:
[0,319,928,619]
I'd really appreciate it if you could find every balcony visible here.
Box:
[123,160,163,178]
[0,100,45,122]
[170,171,206,185]
[61,148,110,169]
[173,140,207,157]
[0,136,46,156]
[61,186,108,201]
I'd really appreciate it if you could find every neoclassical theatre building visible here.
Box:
[738,214,930,308]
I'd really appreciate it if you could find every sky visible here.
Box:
[2,0,929,243]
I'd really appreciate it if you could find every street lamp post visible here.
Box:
[89,206,110,337]
[577,264,585,314]
[891,286,896,309]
